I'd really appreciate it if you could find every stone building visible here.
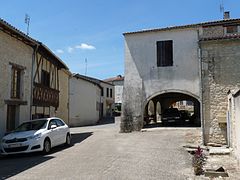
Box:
[121,16,240,147]
[0,19,69,137]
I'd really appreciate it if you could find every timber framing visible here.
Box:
[0,18,69,112]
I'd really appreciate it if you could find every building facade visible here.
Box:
[0,19,69,137]
[0,22,33,137]
[104,75,124,116]
[121,17,240,148]
[69,74,102,126]
[104,75,124,104]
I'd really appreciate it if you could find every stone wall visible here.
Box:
[200,26,224,39]
[201,40,240,145]
[0,31,33,137]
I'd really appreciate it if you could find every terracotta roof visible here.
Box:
[123,18,240,35]
[0,18,68,70]
[200,34,240,41]
[104,75,124,83]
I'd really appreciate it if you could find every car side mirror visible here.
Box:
[51,125,57,129]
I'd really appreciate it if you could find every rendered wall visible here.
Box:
[69,77,100,126]
[0,31,32,137]
[121,28,200,132]
[56,69,70,124]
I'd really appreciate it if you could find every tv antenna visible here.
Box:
[85,58,88,75]
[220,0,224,13]
[25,14,30,35]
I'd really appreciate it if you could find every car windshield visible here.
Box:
[14,120,48,132]
[163,108,179,116]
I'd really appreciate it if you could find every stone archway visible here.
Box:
[143,91,201,127]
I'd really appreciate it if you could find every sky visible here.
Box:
[0,0,240,80]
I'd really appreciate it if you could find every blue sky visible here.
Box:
[0,0,240,79]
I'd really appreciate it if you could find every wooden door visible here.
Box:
[6,105,16,131]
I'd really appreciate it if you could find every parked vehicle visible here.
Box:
[161,108,182,124]
[0,117,71,155]
[179,110,191,121]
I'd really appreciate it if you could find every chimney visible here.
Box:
[224,11,230,19]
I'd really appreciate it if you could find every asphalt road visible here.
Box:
[0,117,198,180]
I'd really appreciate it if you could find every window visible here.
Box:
[107,88,109,97]
[101,88,104,96]
[55,119,65,126]
[41,70,50,87]
[157,40,173,67]
[110,88,113,98]
[11,67,21,98]
[48,119,57,129]
[226,25,238,34]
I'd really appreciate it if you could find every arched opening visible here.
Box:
[144,92,201,127]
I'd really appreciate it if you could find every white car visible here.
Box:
[0,117,71,155]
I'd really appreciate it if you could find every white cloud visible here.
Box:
[75,43,96,50]
[56,49,64,54]
[67,47,74,53]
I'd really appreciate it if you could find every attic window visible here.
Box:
[226,25,238,34]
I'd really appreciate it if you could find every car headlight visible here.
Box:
[27,133,42,140]
[1,138,6,143]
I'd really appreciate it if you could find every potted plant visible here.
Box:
[192,146,206,175]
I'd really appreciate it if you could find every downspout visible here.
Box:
[67,72,71,125]
[198,30,206,145]
[30,44,39,120]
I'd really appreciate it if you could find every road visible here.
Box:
[0,117,199,180]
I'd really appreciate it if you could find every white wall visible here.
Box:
[234,95,240,163]
[69,77,100,126]
[124,28,200,100]
[115,85,123,104]
[0,31,33,137]
[122,28,200,131]
[100,82,114,117]
[229,91,240,163]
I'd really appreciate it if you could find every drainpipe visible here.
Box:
[67,72,71,125]
[198,30,206,145]
[30,44,39,120]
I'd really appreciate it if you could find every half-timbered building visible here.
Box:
[0,19,69,137]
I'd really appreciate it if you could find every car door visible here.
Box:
[55,119,67,144]
[47,120,60,147]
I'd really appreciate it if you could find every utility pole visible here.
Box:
[25,14,30,35]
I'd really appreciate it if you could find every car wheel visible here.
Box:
[65,133,71,146]
[43,139,51,154]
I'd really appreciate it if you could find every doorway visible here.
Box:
[6,105,18,131]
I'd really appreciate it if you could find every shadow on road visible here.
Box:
[97,116,115,125]
[0,132,93,179]
[70,132,93,145]
[144,122,201,129]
